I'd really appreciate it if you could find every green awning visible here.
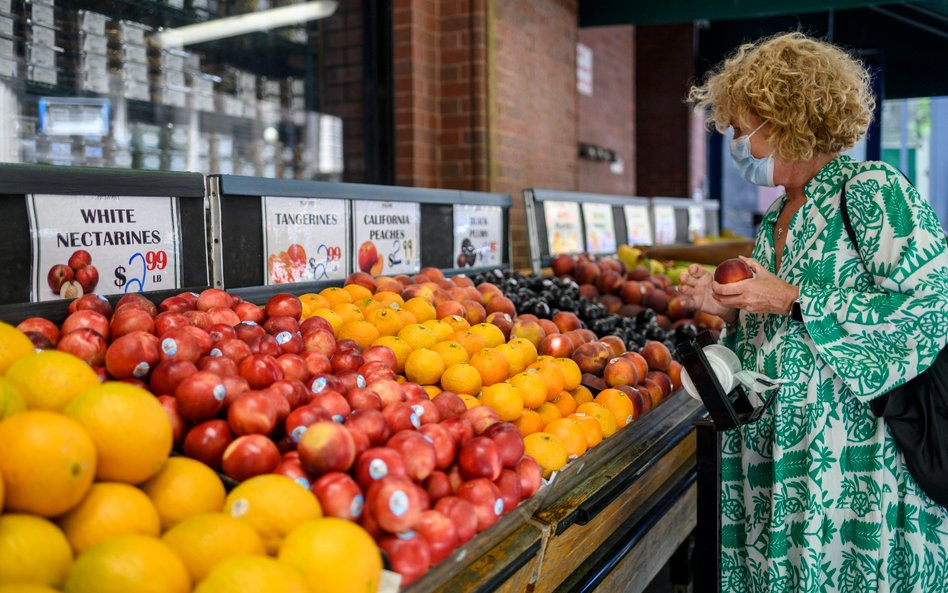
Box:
[578,0,948,27]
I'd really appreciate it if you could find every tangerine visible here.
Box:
[543,418,587,459]
[479,383,524,421]
[397,324,438,351]
[568,413,604,448]
[58,482,161,554]
[440,363,482,396]
[405,348,445,386]
[162,514,266,582]
[514,410,545,437]
[508,371,548,409]
[140,457,227,531]
[576,403,618,438]
[522,433,568,479]
[470,348,509,386]
[337,320,380,351]
[595,389,635,428]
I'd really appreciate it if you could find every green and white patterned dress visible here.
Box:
[721,155,948,593]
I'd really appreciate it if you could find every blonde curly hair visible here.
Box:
[687,32,875,162]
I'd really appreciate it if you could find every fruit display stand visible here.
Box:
[0,162,209,322]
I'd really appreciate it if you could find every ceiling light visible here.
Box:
[158,1,338,48]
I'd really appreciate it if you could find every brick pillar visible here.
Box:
[635,23,697,198]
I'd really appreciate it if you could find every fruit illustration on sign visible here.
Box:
[47,249,99,298]
[268,243,309,284]
[358,241,383,275]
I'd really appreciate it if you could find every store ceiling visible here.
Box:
[579,1,948,99]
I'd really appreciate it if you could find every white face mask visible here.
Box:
[729,122,776,187]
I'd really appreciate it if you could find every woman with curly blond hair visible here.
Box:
[681,32,948,592]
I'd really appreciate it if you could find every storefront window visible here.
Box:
[0,0,341,179]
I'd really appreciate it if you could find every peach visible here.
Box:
[641,341,672,371]
[436,300,466,320]
[486,296,516,317]
[575,262,600,285]
[571,342,612,376]
[603,356,640,387]
[510,319,546,347]
[551,254,575,277]
[714,258,754,284]
[620,351,649,381]
[599,335,626,358]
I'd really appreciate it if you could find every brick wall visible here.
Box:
[322,1,367,182]
[577,26,637,196]
[390,0,489,191]
[635,23,696,198]
[489,0,579,267]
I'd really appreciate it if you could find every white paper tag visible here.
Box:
[352,200,421,275]
[378,569,402,593]
[453,204,503,268]
[261,196,347,284]
[543,201,583,255]
[581,203,616,254]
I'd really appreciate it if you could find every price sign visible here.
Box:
[688,205,706,241]
[624,204,653,245]
[352,201,421,275]
[581,203,616,254]
[261,196,347,284]
[543,201,583,255]
[453,204,503,268]
[27,194,181,302]
[653,205,677,245]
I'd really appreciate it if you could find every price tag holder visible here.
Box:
[453,204,504,268]
[624,204,652,245]
[27,194,182,302]
[580,202,616,254]
[352,200,421,275]
[261,196,347,284]
[688,205,706,241]
[543,201,583,255]
[653,205,676,245]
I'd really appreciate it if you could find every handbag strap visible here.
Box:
[839,182,862,258]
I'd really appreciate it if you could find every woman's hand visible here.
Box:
[678,263,736,319]
[710,256,800,315]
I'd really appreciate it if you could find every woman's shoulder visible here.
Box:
[846,159,911,189]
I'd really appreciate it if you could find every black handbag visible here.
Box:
[840,184,948,507]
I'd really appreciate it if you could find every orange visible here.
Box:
[422,385,442,398]
[224,475,322,555]
[440,364,482,396]
[479,383,524,421]
[331,303,364,325]
[508,371,548,409]
[299,293,330,312]
[514,410,545,437]
[468,323,505,348]
[337,320,380,350]
[343,283,373,302]
[193,555,310,593]
[535,402,563,426]
[495,343,528,376]
[595,389,635,428]
[551,391,577,417]
[523,433,569,478]
[63,382,172,484]
[0,585,61,593]
[0,411,96,517]
[532,362,566,401]
[58,482,161,554]
[62,534,190,593]
[0,322,33,374]
[459,394,480,409]
[5,351,100,412]
[552,358,582,391]
[319,287,353,307]
[576,402,618,438]
[431,341,470,368]
[397,324,438,351]
[543,418,587,459]
[422,319,454,342]
[568,413,604,448]
[162,514,266,582]
[509,338,539,367]
[534,355,555,365]
[0,376,27,420]
[371,336,412,372]
[354,297,382,317]
[451,331,487,358]
[405,348,445,386]
[440,315,471,333]
[403,298,436,324]
[278,518,382,593]
[571,385,595,406]
[310,308,344,334]
[395,308,417,328]
[470,349,509,386]
[140,457,227,531]
[372,291,405,307]
[0,514,73,587]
